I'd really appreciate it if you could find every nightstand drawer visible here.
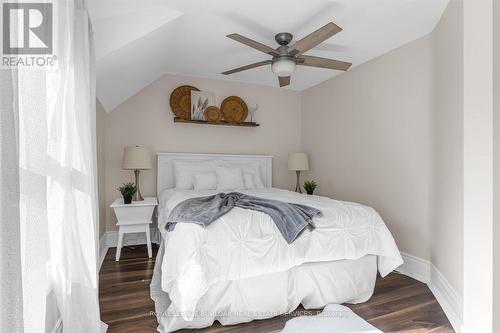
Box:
[113,205,155,224]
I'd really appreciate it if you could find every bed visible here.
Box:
[150,153,403,332]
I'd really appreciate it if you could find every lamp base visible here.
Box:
[133,169,144,201]
[294,170,302,193]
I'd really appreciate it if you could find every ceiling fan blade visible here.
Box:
[227,33,278,56]
[221,60,272,75]
[298,55,351,71]
[289,22,342,56]
[279,76,290,87]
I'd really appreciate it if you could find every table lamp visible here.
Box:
[121,146,151,201]
[288,153,309,193]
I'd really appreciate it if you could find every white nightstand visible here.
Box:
[110,197,158,261]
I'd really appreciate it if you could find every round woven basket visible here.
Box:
[169,85,199,120]
[204,106,222,122]
[220,96,248,123]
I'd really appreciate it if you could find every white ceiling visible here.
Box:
[89,0,449,111]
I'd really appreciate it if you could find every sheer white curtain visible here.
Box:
[0,67,24,333]
[0,0,105,332]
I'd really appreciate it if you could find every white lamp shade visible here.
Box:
[122,146,151,170]
[288,153,309,171]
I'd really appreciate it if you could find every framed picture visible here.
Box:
[191,91,216,120]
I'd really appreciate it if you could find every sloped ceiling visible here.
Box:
[89,0,449,111]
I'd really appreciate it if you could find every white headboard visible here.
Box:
[157,153,273,194]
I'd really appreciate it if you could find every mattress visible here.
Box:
[151,240,378,332]
[155,188,403,322]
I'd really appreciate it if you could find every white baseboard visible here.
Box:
[99,233,108,270]
[397,252,431,283]
[429,263,463,333]
[396,252,462,333]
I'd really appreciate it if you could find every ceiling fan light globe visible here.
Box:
[272,58,296,77]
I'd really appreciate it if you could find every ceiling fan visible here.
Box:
[221,22,352,87]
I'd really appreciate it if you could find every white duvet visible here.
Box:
[157,188,403,321]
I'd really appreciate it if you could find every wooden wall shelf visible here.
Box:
[174,117,259,127]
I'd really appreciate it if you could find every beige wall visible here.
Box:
[462,0,494,331]
[493,1,500,332]
[103,73,302,231]
[494,0,500,329]
[430,0,463,296]
[301,35,433,261]
[96,99,107,238]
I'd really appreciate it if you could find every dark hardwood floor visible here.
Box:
[99,245,454,333]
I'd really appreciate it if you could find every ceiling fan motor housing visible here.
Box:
[275,32,293,45]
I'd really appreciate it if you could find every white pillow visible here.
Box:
[246,170,264,188]
[216,167,244,191]
[193,171,217,191]
[220,162,265,188]
[173,160,219,190]
[243,172,256,189]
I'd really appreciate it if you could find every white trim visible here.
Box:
[156,152,273,194]
[429,263,463,333]
[396,252,431,283]
[99,233,108,270]
[396,252,462,332]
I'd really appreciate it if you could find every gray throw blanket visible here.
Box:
[166,192,321,243]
